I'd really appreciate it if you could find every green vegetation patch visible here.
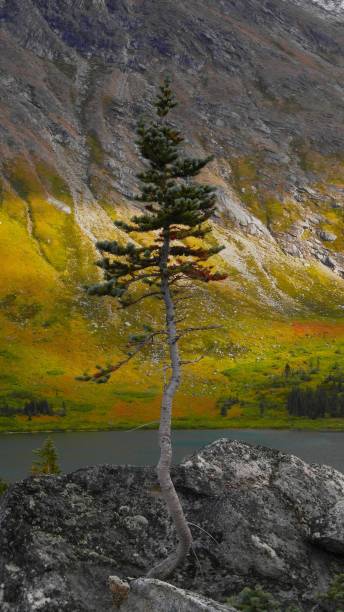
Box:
[87,131,105,165]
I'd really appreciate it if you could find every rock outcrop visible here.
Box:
[0,440,344,611]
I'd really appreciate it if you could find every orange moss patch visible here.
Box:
[77,394,218,427]
[228,405,243,418]
[292,321,344,338]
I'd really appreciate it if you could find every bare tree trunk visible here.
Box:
[147,230,193,579]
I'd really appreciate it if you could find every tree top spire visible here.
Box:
[155,76,177,118]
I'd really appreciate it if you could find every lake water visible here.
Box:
[1,429,344,482]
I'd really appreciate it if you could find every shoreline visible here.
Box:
[2,427,344,482]
[1,426,344,435]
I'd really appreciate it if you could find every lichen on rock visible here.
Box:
[0,440,344,610]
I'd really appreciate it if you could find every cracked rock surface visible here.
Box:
[0,440,343,610]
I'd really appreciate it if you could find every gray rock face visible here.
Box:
[311,499,344,553]
[292,0,344,18]
[318,230,337,242]
[0,440,344,611]
[1,0,344,330]
[1,0,344,265]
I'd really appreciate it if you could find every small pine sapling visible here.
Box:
[228,585,281,612]
[31,437,61,475]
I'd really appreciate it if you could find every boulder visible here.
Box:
[318,230,337,242]
[0,440,344,610]
[109,576,235,611]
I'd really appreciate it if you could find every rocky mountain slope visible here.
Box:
[1,0,344,417]
[1,440,344,610]
[2,0,344,276]
[295,0,344,17]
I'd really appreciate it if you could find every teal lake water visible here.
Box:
[1,429,343,481]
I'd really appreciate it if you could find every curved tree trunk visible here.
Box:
[147,230,193,579]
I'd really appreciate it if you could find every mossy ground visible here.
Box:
[1,284,344,433]
[1,157,344,432]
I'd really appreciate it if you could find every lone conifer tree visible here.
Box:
[80,79,226,578]
[31,437,61,476]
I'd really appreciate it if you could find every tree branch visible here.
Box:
[124,272,161,287]
[180,356,204,366]
[120,291,161,308]
[188,522,220,546]
[124,420,160,432]
[76,330,164,383]
[177,324,223,338]
[163,355,204,368]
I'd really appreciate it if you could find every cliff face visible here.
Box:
[2,0,344,267]
[1,0,344,416]
[1,440,344,610]
[295,0,344,16]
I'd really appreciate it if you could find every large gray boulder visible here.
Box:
[0,439,344,610]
